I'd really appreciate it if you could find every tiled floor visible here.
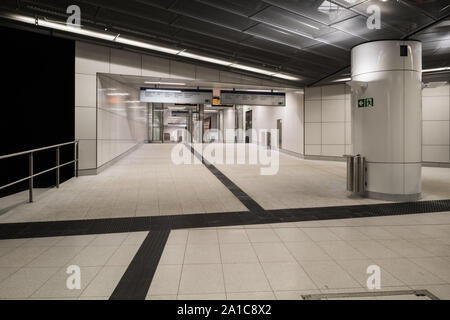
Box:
[212,144,450,209]
[2,144,450,222]
[0,144,247,223]
[0,144,449,300]
[0,232,147,299]
[146,212,450,300]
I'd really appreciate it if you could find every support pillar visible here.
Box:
[350,40,422,201]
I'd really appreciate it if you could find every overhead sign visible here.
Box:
[220,90,286,106]
[358,98,374,108]
[140,88,213,104]
[212,96,233,107]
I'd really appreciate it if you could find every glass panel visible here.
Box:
[152,103,163,142]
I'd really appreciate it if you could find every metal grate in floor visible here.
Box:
[301,290,440,300]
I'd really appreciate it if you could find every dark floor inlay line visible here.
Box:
[109,230,170,300]
[1,200,450,240]
[188,144,264,212]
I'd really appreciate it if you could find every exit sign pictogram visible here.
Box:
[358,98,374,108]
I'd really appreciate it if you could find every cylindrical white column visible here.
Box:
[351,40,422,201]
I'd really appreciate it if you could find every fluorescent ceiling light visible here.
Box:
[230,64,276,76]
[2,12,302,82]
[115,37,182,55]
[333,77,352,82]
[422,67,450,73]
[178,52,232,66]
[272,73,301,81]
[38,19,116,41]
[144,81,186,86]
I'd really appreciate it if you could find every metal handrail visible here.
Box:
[0,141,79,202]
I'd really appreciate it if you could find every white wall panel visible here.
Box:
[423,84,449,97]
[423,146,450,163]
[305,123,321,145]
[423,121,449,145]
[196,66,220,82]
[142,55,170,78]
[75,42,110,75]
[219,71,241,83]
[170,61,195,80]
[422,80,449,165]
[422,96,450,121]
[322,84,345,100]
[110,49,142,76]
[305,145,321,155]
[322,123,345,145]
[75,107,96,140]
[78,140,97,170]
[75,74,97,107]
[305,84,351,157]
[305,100,321,122]
[322,99,345,122]
[322,145,345,157]
[305,87,321,101]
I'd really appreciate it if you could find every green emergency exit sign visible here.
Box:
[358,98,374,108]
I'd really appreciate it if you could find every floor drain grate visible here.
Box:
[301,290,439,300]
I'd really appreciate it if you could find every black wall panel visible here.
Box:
[0,26,75,198]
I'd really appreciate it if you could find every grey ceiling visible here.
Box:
[1,0,450,86]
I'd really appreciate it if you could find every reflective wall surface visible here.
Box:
[97,75,147,167]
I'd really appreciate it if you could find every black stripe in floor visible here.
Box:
[110,230,170,300]
[1,199,450,239]
[188,144,265,212]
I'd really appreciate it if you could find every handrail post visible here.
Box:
[56,147,60,188]
[29,152,33,203]
[75,141,79,178]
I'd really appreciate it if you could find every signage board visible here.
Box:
[220,90,286,106]
[140,88,213,104]
[358,98,374,108]
[212,96,233,107]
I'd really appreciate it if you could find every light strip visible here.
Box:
[230,64,277,76]
[332,77,352,82]
[3,13,302,82]
[38,19,116,41]
[273,73,302,81]
[423,67,450,73]
[115,37,182,55]
[144,81,186,86]
[177,52,232,66]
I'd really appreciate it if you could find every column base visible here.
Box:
[365,191,421,202]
